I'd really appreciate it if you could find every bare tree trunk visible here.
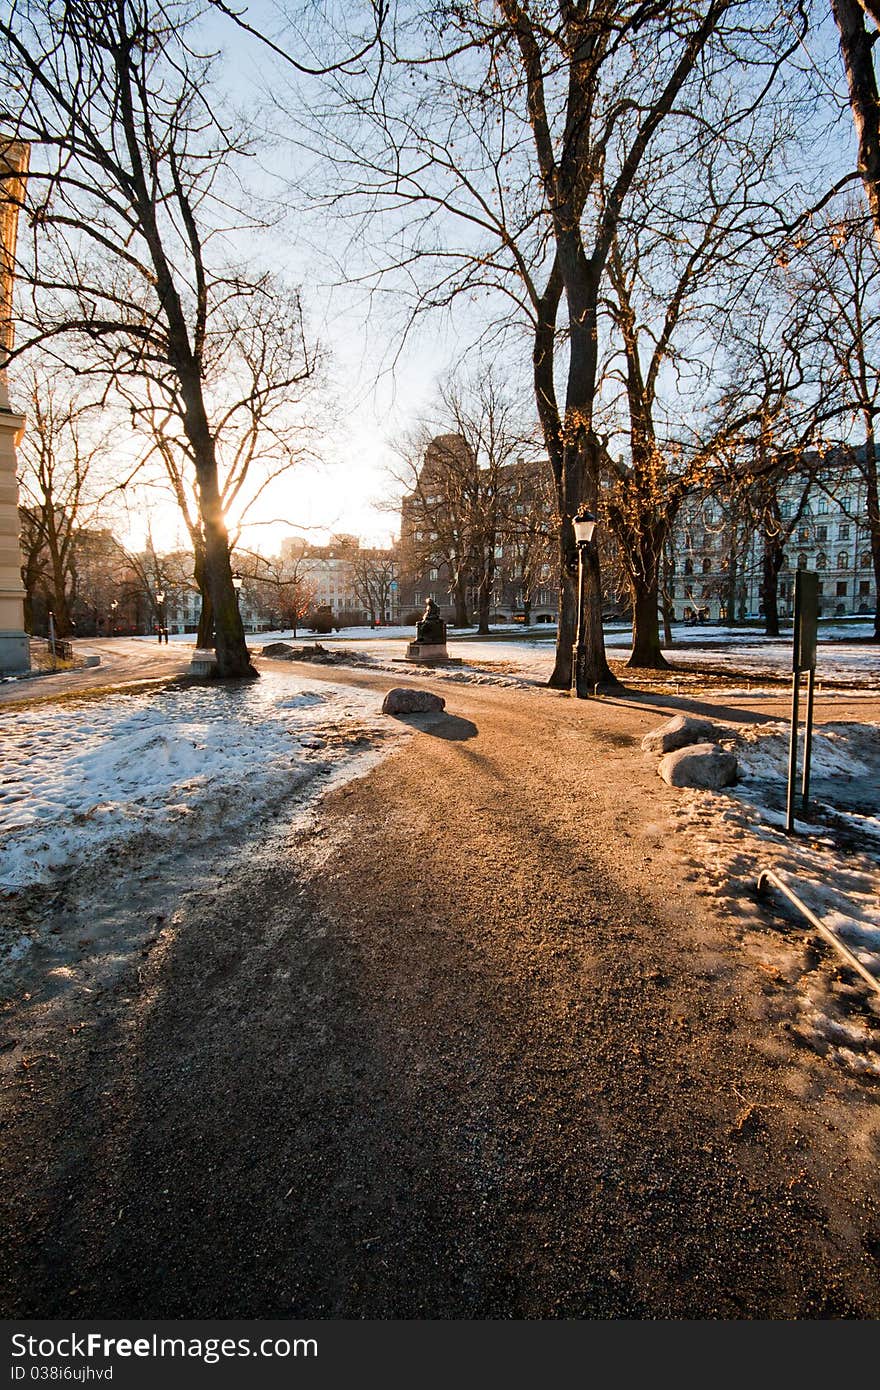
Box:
[862,425,880,640]
[628,576,668,668]
[453,574,469,628]
[760,540,784,637]
[833,0,880,240]
[184,404,254,677]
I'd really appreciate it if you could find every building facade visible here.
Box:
[669,460,876,623]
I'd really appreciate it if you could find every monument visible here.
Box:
[404,595,459,665]
[0,137,30,675]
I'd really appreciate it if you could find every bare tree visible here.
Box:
[235,548,317,637]
[128,280,322,646]
[351,548,396,627]
[305,0,803,688]
[786,209,880,638]
[0,0,326,677]
[15,363,114,635]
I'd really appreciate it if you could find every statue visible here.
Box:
[404,594,459,665]
[416,595,446,646]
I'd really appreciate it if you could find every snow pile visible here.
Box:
[735,720,877,784]
[0,673,404,893]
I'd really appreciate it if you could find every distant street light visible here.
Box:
[572,505,598,700]
[109,599,118,636]
[155,589,166,642]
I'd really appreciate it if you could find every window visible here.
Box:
[816,552,827,569]
[684,557,693,575]
[838,552,849,569]
[860,552,872,570]
[838,524,850,540]
[797,527,810,543]
[797,553,808,569]
[816,496,828,514]
[701,557,712,574]
[836,581,848,597]
[815,525,827,542]
[859,580,871,596]
[428,568,438,581]
[684,584,694,599]
[816,581,824,595]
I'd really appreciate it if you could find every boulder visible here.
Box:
[642,713,724,754]
[382,687,446,715]
[261,641,296,658]
[83,654,101,668]
[658,742,737,789]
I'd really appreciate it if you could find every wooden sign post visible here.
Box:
[786,570,819,834]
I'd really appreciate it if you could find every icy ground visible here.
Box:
[0,672,405,904]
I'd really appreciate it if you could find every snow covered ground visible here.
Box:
[661,718,880,1074]
[0,671,405,902]
[131,620,880,689]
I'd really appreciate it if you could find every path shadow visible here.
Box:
[390,712,479,741]
[598,690,786,727]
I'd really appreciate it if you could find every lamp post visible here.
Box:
[155,589,165,643]
[109,598,118,636]
[571,505,598,699]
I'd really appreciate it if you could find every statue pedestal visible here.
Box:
[404,640,460,665]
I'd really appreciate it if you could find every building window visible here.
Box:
[836,580,848,597]
[816,581,824,595]
[837,552,849,569]
[797,552,808,569]
[797,527,810,543]
[816,497,828,514]
[684,557,693,575]
[701,557,712,574]
[860,552,872,570]
[816,525,828,542]
[838,524,850,540]
[859,580,871,596]
[816,552,826,569]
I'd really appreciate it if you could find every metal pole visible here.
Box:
[802,665,816,814]
[758,869,880,998]
[47,609,56,667]
[785,669,800,834]
[572,542,586,698]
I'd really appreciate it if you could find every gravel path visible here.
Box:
[1,669,879,1318]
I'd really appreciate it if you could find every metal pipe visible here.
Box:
[786,671,800,834]
[802,666,815,814]
[757,868,880,998]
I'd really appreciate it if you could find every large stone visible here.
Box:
[658,742,737,789]
[382,687,446,715]
[642,713,724,754]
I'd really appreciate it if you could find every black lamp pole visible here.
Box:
[571,507,598,699]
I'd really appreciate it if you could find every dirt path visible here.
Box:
[1,671,879,1317]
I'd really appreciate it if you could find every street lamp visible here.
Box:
[571,505,598,699]
[155,590,165,643]
[109,598,118,636]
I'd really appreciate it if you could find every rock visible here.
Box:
[261,641,296,658]
[641,713,724,754]
[658,742,737,789]
[83,655,101,668]
[382,687,446,715]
